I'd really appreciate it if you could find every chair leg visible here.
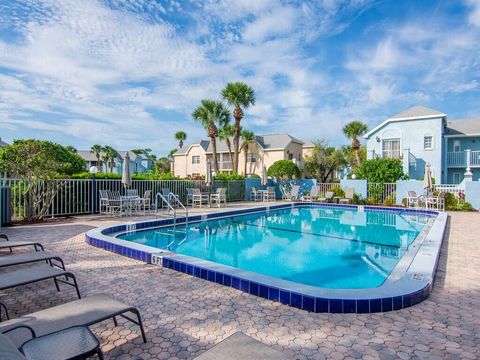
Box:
[133,309,147,343]
[53,277,61,292]
[113,316,118,326]
[97,349,105,360]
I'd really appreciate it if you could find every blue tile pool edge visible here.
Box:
[85,203,447,313]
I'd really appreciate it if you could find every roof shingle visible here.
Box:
[390,105,445,119]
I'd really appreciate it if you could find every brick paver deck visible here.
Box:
[1,210,479,359]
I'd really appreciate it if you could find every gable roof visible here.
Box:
[390,105,445,120]
[174,134,306,156]
[364,105,447,139]
[444,119,480,136]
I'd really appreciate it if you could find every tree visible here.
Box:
[342,121,368,167]
[168,148,177,160]
[155,157,171,174]
[102,146,117,173]
[218,124,234,167]
[175,131,187,149]
[267,160,300,179]
[221,82,255,173]
[65,145,77,153]
[192,99,230,173]
[241,129,255,176]
[342,145,366,171]
[304,140,347,182]
[90,144,103,170]
[355,158,406,183]
[0,140,86,221]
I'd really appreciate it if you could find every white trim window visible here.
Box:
[453,140,461,152]
[424,135,433,150]
[192,156,200,164]
[247,153,257,163]
[453,172,461,184]
[382,138,401,159]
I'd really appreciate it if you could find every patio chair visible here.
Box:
[0,264,81,307]
[339,188,354,204]
[192,188,209,208]
[263,187,276,202]
[250,187,262,202]
[210,188,227,207]
[140,190,152,213]
[186,188,194,206]
[318,191,334,203]
[406,191,422,208]
[106,191,124,215]
[425,192,446,211]
[302,186,320,202]
[0,251,66,270]
[0,234,44,253]
[99,190,109,214]
[0,293,146,348]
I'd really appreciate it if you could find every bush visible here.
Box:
[352,193,364,205]
[267,160,300,179]
[355,158,407,183]
[444,192,474,211]
[384,193,396,206]
[331,186,345,197]
[214,172,245,181]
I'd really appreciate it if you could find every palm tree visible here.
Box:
[342,121,368,167]
[221,82,255,173]
[241,129,255,176]
[102,146,117,173]
[91,144,103,170]
[192,99,230,173]
[218,124,234,169]
[168,148,178,160]
[175,131,187,149]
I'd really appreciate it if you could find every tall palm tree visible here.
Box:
[241,130,255,176]
[192,99,230,173]
[221,82,255,173]
[168,148,178,160]
[342,121,368,167]
[175,131,187,149]
[218,124,234,169]
[91,144,103,170]
[102,146,117,173]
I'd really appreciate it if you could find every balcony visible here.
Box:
[447,150,480,167]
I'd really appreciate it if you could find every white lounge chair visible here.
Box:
[318,191,334,203]
[289,185,301,201]
[339,188,354,204]
[302,186,320,202]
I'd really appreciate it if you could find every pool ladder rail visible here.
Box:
[154,192,189,230]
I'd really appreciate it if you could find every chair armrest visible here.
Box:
[0,234,8,241]
[2,324,37,339]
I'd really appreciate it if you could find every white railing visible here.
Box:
[471,151,480,166]
[433,184,464,198]
[316,183,341,194]
[447,151,466,167]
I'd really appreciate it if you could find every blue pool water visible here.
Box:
[118,207,431,289]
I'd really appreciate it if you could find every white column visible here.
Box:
[465,149,473,181]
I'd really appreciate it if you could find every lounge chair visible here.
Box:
[339,188,354,204]
[0,251,66,270]
[0,264,81,312]
[318,191,334,203]
[0,293,146,347]
[210,188,227,207]
[0,234,44,253]
[289,185,301,201]
[302,186,320,202]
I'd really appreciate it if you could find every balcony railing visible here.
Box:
[447,151,466,167]
[471,151,480,166]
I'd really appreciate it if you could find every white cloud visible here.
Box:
[466,0,480,27]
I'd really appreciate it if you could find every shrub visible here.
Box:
[444,193,457,210]
[384,193,396,206]
[267,160,300,179]
[331,186,345,197]
[352,193,364,205]
[214,172,245,181]
[355,158,407,183]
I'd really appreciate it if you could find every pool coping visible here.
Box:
[85,202,447,313]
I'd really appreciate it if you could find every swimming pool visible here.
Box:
[86,203,447,313]
[118,207,429,289]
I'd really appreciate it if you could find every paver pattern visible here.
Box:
[1,210,479,359]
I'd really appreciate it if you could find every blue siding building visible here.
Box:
[365,106,480,185]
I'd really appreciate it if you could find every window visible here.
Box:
[192,156,200,164]
[453,172,461,184]
[382,139,401,159]
[247,153,257,163]
[288,153,293,160]
[424,135,433,150]
[453,140,461,152]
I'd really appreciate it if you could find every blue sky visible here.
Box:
[0,0,479,156]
